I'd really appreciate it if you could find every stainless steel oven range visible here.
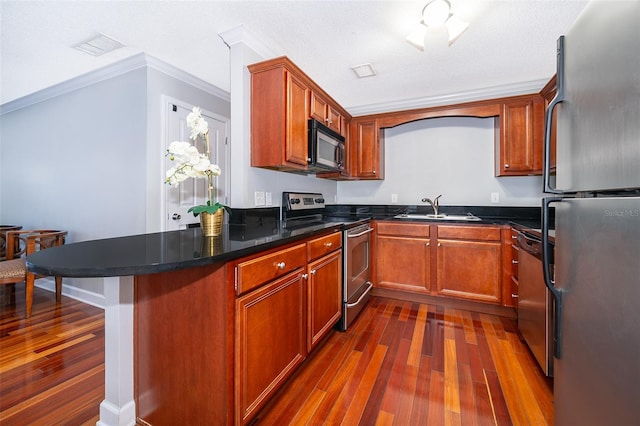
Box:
[281,192,372,331]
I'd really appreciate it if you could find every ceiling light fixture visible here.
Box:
[406,0,469,51]
[73,33,125,56]
[351,63,376,78]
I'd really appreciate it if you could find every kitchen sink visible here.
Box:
[394,213,482,221]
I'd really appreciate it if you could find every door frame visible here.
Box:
[159,95,231,232]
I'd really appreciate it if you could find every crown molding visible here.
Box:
[345,79,549,116]
[144,55,230,102]
[1,53,229,115]
[218,24,278,59]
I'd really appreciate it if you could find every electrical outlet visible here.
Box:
[254,191,266,206]
[265,192,272,206]
[491,192,500,204]
[391,194,398,203]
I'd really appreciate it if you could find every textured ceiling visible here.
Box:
[0,0,588,112]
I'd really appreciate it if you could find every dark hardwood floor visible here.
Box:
[0,286,552,425]
[256,296,553,425]
[0,285,104,425]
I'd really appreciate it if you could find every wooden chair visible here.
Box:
[0,225,22,260]
[0,230,67,318]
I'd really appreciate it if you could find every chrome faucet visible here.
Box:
[421,194,442,216]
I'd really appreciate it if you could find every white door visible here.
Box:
[165,102,228,231]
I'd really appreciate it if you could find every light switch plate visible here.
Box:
[391,194,398,203]
[255,191,266,206]
[265,192,272,206]
[491,192,500,204]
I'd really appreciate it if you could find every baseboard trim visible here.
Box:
[371,287,517,319]
[35,278,105,310]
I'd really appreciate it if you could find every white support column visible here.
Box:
[97,276,136,426]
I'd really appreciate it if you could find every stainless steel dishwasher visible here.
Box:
[517,230,554,377]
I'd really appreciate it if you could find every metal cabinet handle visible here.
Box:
[324,242,333,247]
[346,282,373,308]
[543,36,565,194]
[302,273,308,279]
[512,259,519,264]
[310,269,316,275]
[426,242,430,247]
[437,243,441,247]
[172,213,181,220]
[511,235,518,240]
[276,262,286,269]
[512,294,519,298]
[348,228,373,238]
[504,164,510,169]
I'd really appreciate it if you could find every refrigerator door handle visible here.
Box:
[542,196,565,358]
[543,36,566,194]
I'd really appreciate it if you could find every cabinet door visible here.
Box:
[436,239,501,303]
[286,72,309,167]
[309,91,328,123]
[376,235,430,293]
[350,119,383,179]
[327,105,343,135]
[496,96,544,176]
[307,250,342,351]
[235,270,306,425]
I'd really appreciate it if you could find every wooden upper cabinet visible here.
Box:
[495,94,545,176]
[249,62,309,171]
[249,56,351,175]
[349,118,384,180]
[310,91,344,135]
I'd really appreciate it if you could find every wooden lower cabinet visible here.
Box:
[134,231,343,426]
[374,221,507,306]
[307,250,342,351]
[436,238,502,303]
[235,270,306,425]
[376,234,431,293]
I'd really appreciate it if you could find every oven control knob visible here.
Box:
[315,198,324,203]
[291,198,300,204]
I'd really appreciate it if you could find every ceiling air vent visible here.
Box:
[73,33,124,56]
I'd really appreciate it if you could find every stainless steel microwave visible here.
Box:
[308,119,346,173]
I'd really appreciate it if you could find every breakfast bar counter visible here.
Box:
[26,222,344,426]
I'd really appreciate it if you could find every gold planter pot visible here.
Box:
[200,209,224,237]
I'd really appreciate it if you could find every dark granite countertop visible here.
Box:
[26,222,343,278]
[27,204,552,278]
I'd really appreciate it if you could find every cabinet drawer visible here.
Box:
[437,225,501,241]
[236,244,306,295]
[307,232,342,261]
[376,222,430,237]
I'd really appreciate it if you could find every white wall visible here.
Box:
[338,116,544,207]
[1,69,148,300]
[0,59,231,306]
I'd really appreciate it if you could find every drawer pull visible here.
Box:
[276,262,286,270]
[324,242,333,247]
[512,259,519,264]
[512,294,519,298]
[310,269,317,275]
[302,273,308,279]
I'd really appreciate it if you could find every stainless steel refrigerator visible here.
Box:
[542,1,640,425]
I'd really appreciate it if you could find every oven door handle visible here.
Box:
[347,227,373,238]
[346,282,373,308]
